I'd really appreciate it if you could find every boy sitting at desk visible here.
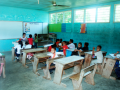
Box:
[90,45,103,65]
[67,39,75,49]
[72,42,82,55]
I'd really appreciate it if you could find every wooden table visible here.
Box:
[83,51,107,68]
[53,56,84,87]
[102,55,117,80]
[0,54,6,78]
[33,52,51,76]
[22,48,46,68]
[33,52,64,76]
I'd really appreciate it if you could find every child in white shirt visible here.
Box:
[25,41,32,49]
[67,39,75,49]
[49,47,58,74]
[90,45,103,65]
[13,41,23,61]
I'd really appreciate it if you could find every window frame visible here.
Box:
[96,5,111,23]
[74,9,85,23]
[49,13,57,24]
[114,4,120,23]
[49,10,72,24]
[63,10,72,23]
[85,8,97,23]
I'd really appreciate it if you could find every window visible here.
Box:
[64,11,71,23]
[97,6,110,22]
[49,11,71,24]
[74,9,84,23]
[115,4,120,22]
[85,8,96,23]
[57,12,63,23]
[50,13,56,24]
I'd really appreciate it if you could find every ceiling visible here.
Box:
[0,0,119,12]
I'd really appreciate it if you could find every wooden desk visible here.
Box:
[33,52,64,76]
[33,52,51,76]
[83,51,107,68]
[53,56,84,87]
[102,55,116,80]
[0,54,6,78]
[22,48,46,68]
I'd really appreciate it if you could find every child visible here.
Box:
[28,34,33,46]
[49,47,58,74]
[34,33,38,48]
[90,45,103,65]
[72,42,82,55]
[67,39,75,49]
[50,47,59,58]
[115,54,120,80]
[48,43,56,52]
[82,42,89,51]
[20,33,27,41]
[13,41,23,61]
[56,39,60,47]
[61,41,68,56]
[114,51,120,68]
[25,41,32,49]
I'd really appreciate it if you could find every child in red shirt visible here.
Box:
[62,41,68,56]
[28,34,33,46]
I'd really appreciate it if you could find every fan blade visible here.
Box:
[57,5,69,7]
[38,0,39,4]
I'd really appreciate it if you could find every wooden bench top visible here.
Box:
[22,48,46,53]
[85,51,107,55]
[70,71,92,81]
[54,56,84,65]
[104,55,117,60]
[34,52,51,59]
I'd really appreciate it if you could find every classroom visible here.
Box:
[0,0,120,90]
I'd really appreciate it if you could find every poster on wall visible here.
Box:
[24,23,30,32]
[23,22,43,37]
[80,24,86,33]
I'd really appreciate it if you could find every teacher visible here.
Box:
[20,33,28,41]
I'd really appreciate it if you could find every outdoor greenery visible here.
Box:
[50,4,120,24]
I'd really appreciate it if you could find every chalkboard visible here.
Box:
[0,21,23,39]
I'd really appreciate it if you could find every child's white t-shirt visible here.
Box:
[67,43,75,49]
[25,44,32,49]
[47,53,59,58]
[95,51,103,63]
[14,45,23,54]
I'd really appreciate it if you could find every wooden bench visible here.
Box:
[70,64,97,90]
[22,48,46,68]
[42,58,81,80]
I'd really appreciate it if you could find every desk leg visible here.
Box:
[22,52,28,68]
[83,54,92,68]
[43,60,51,80]
[73,60,83,73]
[33,57,40,76]
[53,63,64,85]
[102,58,116,79]
[12,48,15,61]
[3,59,6,78]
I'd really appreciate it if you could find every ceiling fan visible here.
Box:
[49,1,69,7]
